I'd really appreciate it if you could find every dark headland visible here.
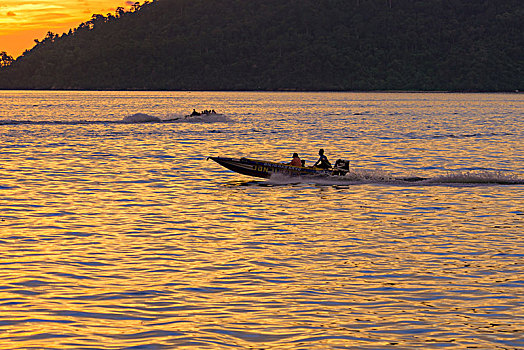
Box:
[0,0,522,91]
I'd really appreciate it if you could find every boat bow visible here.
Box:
[208,157,329,178]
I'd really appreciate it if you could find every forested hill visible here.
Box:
[0,0,522,91]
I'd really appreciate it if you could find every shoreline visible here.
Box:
[0,88,521,94]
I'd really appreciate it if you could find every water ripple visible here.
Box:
[0,91,522,349]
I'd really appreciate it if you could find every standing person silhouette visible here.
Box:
[313,149,331,169]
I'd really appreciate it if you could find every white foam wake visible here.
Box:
[266,169,524,186]
[428,171,524,185]
[0,113,231,125]
[122,113,162,123]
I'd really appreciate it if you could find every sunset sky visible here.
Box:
[0,0,137,58]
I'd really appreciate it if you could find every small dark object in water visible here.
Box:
[399,176,427,182]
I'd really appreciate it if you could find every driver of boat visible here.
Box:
[314,149,332,169]
[190,109,200,116]
[289,152,302,167]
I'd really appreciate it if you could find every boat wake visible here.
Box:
[426,171,524,185]
[0,113,231,126]
[265,169,524,186]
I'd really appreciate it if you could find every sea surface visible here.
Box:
[0,91,522,349]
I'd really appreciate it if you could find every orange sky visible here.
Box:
[0,1,136,58]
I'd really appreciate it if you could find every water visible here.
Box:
[0,91,523,349]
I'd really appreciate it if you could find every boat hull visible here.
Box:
[208,157,330,178]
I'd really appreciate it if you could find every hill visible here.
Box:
[0,0,522,91]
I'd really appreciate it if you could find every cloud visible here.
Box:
[7,11,16,16]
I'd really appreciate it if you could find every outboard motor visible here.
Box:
[333,159,350,175]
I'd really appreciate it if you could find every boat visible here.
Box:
[208,157,345,179]
[164,110,227,122]
[208,156,427,182]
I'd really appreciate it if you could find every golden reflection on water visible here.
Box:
[0,91,523,349]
